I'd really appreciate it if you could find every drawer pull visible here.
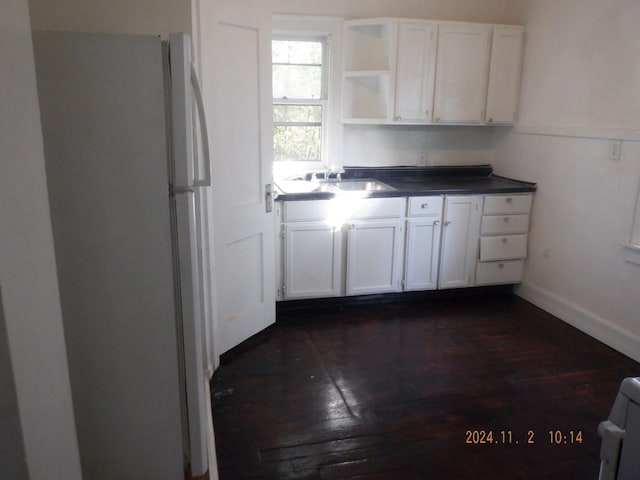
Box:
[502,237,508,244]
[445,221,452,226]
[503,216,510,223]
[498,263,505,269]
[349,223,356,229]
[506,197,513,203]
[421,203,429,209]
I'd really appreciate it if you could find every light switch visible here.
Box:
[609,139,622,161]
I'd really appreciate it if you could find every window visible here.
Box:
[272,37,328,164]
[624,180,640,265]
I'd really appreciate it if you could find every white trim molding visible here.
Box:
[515,124,640,142]
[515,281,640,363]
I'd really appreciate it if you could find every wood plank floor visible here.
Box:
[211,291,639,479]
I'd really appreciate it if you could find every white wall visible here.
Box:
[264,0,527,168]
[343,125,500,167]
[0,0,82,478]
[493,0,640,361]
[28,0,191,35]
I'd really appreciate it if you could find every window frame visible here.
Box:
[624,179,640,265]
[272,15,343,177]
[272,35,328,164]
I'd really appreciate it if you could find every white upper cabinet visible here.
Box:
[342,19,395,123]
[433,23,492,124]
[393,21,437,123]
[485,26,524,125]
[341,18,524,126]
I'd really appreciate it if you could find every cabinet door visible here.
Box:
[284,223,342,299]
[439,195,482,289]
[346,219,403,296]
[394,21,437,122]
[433,24,491,124]
[404,217,442,291]
[485,26,524,124]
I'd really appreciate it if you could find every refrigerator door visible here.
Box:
[172,191,209,476]
[33,31,184,479]
[167,32,211,476]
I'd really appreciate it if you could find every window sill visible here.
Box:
[623,244,640,266]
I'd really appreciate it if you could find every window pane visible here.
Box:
[272,40,322,65]
[274,104,322,123]
[273,125,321,162]
[273,64,322,99]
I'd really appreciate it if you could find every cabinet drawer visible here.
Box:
[483,194,532,215]
[283,200,331,222]
[475,259,524,285]
[479,234,528,261]
[481,214,529,235]
[347,197,406,219]
[407,196,443,217]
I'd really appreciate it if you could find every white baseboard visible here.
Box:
[515,281,640,363]
[204,378,219,480]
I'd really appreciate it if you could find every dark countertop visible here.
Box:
[275,165,536,201]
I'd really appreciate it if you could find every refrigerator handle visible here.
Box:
[191,65,211,188]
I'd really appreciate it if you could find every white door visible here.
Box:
[199,0,275,357]
[433,24,491,124]
[284,223,342,299]
[404,218,442,291]
[346,220,404,296]
[394,21,437,123]
[485,26,524,124]
[439,195,482,289]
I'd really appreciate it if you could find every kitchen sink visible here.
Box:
[275,180,335,194]
[276,178,396,194]
[327,179,396,192]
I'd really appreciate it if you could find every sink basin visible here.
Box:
[275,180,334,194]
[275,178,395,194]
[328,179,396,192]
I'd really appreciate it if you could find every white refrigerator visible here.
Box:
[33,31,212,479]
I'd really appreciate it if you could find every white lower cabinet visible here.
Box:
[475,259,525,286]
[280,200,342,300]
[346,219,404,296]
[438,195,483,289]
[283,222,342,299]
[345,197,405,296]
[476,193,533,286]
[278,192,532,299]
[404,196,443,291]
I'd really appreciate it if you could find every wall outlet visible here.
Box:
[609,139,622,161]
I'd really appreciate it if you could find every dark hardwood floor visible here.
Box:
[211,291,639,479]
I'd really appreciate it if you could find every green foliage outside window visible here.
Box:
[272,39,325,162]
